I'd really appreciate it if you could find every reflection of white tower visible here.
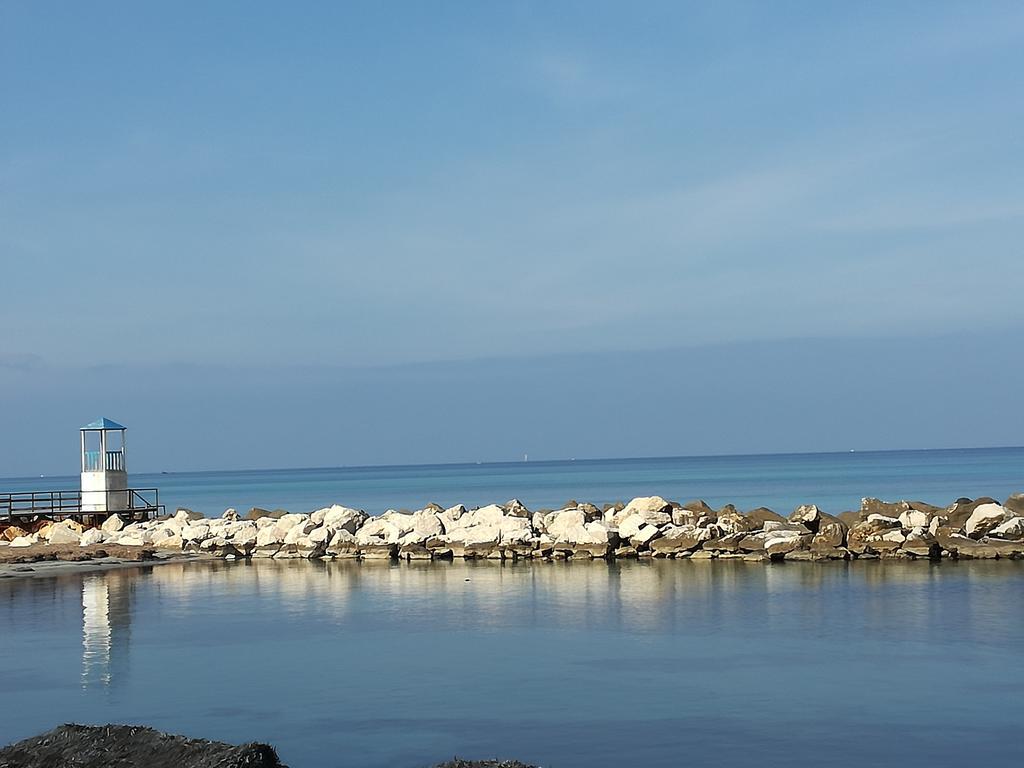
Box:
[80,418,128,512]
[82,576,112,686]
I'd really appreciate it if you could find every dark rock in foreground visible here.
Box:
[0,725,537,768]
[0,724,285,768]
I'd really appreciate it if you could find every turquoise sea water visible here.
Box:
[2,559,1023,767]
[3,447,1023,516]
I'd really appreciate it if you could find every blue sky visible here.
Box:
[1,2,1022,473]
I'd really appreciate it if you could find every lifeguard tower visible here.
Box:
[81,418,129,512]
[0,418,162,526]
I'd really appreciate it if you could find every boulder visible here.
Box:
[244,507,287,521]
[713,510,755,536]
[743,507,786,529]
[847,517,901,554]
[355,517,402,546]
[79,528,108,547]
[325,530,360,558]
[222,508,239,521]
[9,534,39,547]
[1005,493,1024,516]
[318,505,366,533]
[935,526,1022,559]
[100,515,126,534]
[650,525,709,555]
[504,499,531,518]
[610,496,673,527]
[860,498,911,518]
[46,522,83,545]
[990,517,1024,540]
[152,534,183,550]
[945,497,1000,532]
[901,528,940,559]
[964,503,1011,539]
[811,514,848,550]
[116,535,147,547]
[181,524,210,543]
[629,523,661,549]
[765,532,813,558]
[704,532,748,553]
[788,504,822,531]
[2,525,30,542]
[545,509,586,540]
[283,520,318,545]
[898,509,931,529]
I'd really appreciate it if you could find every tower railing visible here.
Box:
[0,488,163,523]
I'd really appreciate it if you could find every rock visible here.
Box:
[153,534,183,550]
[811,514,848,550]
[713,510,755,536]
[990,517,1024,540]
[0,723,286,768]
[860,498,911,518]
[355,517,402,546]
[9,534,39,547]
[610,496,673,527]
[935,526,1022,559]
[244,507,287,521]
[765,532,813,558]
[174,508,205,521]
[743,507,786,528]
[964,503,1011,539]
[283,520,318,545]
[2,525,30,542]
[325,530,360,558]
[1005,493,1024,516]
[318,505,366,533]
[222,508,239,521]
[847,517,901,554]
[898,509,931,529]
[116,535,147,547]
[79,528,108,547]
[545,509,586,540]
[901,528,940,559]
[788,504,822,531]
[945,497,1000,532]
[704,532,748,553]
[181,524,211,543]
[629,523,661,549]
[46,522,83,545]
[504,499,531,517]
[99,515,126,534]
[650,525,709,555]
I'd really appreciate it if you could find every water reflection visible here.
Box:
[81,571,134,688]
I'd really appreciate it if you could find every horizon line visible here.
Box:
[3,443,1022,484]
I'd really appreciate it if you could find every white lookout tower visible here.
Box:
[80,418,129,512]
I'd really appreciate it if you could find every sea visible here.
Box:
[3,446,1023,517]
[2,448,1023,767]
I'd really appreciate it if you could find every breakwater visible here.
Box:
[3,492,1024,563]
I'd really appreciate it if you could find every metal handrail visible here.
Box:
[0,487,161,521]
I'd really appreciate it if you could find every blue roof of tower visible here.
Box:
[81,417,126,431]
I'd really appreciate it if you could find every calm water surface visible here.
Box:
[2,559,1022,767]
[4,447,1022,516]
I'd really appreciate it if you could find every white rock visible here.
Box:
[9,534,38,547]
[283,520,318,544]
[320,505,366,532]
[47,522,83,545]
[617,513,646,540]
[181,524,210,542]
[546,509,586,540]
[153,534,183,549]
[965,504,1011,537]
[609,497,673,527]
[116,535,147,547]
[101,514,126,534]
[79,528,108,547]
[898,510,930,529]
[629,523,661,547]
[990,516,1024,540]
[355,517,402,545]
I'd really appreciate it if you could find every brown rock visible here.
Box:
[1005,493,1024,516]
[744,507,786,528]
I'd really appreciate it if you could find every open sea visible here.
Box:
[3,446,1023,517]
[2,448,1023,767]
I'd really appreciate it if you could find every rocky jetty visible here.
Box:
[0,725,536,768]
[3,492,1024,563]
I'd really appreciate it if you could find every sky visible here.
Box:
[1,2,1023,475]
